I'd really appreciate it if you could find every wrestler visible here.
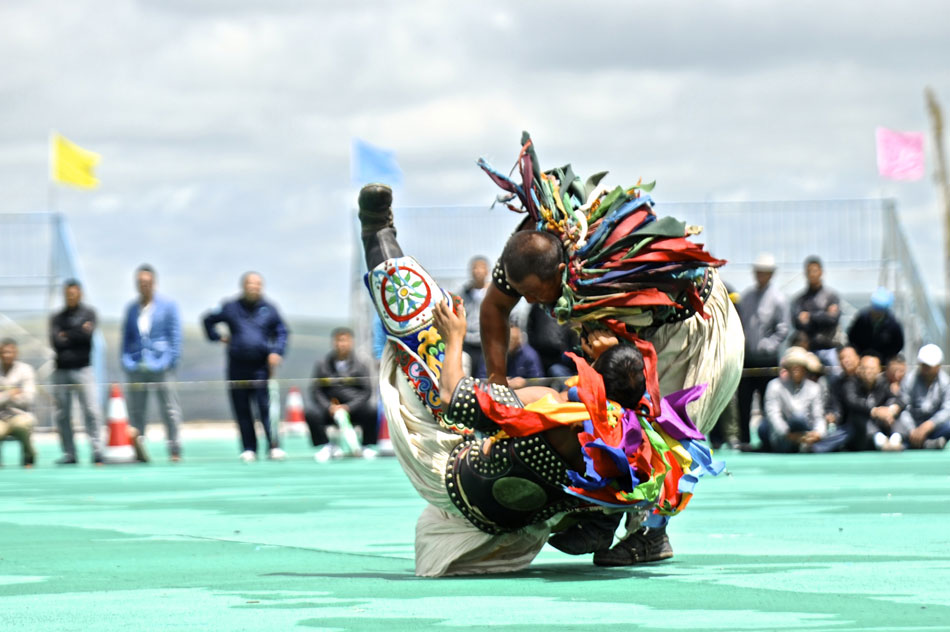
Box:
[477,133,745,565]
[358,183,718,576]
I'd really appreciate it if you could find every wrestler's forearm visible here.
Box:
[439,338,466,405]
[480,287,517,384]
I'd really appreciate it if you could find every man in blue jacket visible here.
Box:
[121,264,184,461]
[203,271,289,462]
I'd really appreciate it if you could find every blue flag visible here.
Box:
[351,138,403,186]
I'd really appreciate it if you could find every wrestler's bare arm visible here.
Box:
[480,284,519,385]
[432,300,467,405]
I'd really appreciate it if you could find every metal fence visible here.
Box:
[1,212,108,426]
[351,198,945,358]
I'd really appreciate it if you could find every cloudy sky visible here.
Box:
[2,0,949,324]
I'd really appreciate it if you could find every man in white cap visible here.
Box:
[759,346,826,452]
[846,287,904,364]
[895,344,950,449]
[737,253,788,446]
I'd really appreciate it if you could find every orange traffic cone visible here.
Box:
[377,409,395,456]
[103,384,136,464]
[283,387,308,437]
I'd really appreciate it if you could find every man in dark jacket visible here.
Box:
[306,327,375,459]
[50,279,104,465]
[846,287,904,363]
[838,354,904,451]
[203,271,289,462]
[791,256,841,365]
[525,303,578,378]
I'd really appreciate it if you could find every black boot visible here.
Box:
[358,184,404,269]
[592,525,674,566]
[548,512,622,555]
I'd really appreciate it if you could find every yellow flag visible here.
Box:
[50,132,100,189]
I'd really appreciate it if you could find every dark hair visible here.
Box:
[0,338,16,348]
[593,344,646,410]
[500,231,564,284]
[64,278,81,289]
[804,255,822,269]
[136,264,156,278]
[331,327,354,339]
[469,255,489,267]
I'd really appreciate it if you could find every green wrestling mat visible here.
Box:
[1,435,948,631]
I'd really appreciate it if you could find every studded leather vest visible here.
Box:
[443,377,581,534]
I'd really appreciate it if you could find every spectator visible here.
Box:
[476,323,544,389]
[525,302,578,378]
[826,345,860,426]
[839,354,903,451]
[50,280,103,465]
[791,256,841,366]
[736,253,788,445]
[458,256,490,374]
[0,339,37,467]
[885,354,907,399]
[121,264,184,462]
[307,327,375,460]
[805,350,834,421]
[203,272,288,463]
[759,347,825,453]
[894,344,950,450]
[846,287,904,363]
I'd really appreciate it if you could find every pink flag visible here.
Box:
[876,127,925,181]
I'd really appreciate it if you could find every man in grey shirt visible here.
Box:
[458,256,490,375]
[760,346,826,453]
[737,254,789,445]
[895,344,950,449]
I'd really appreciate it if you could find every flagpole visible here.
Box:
[925,88,950,353]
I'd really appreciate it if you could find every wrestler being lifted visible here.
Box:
[358,181,720,576]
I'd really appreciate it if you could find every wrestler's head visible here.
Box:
[500,231,565,305]
[592,344,646,410]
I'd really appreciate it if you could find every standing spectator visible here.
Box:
[895,344,950,450]
[526,302,578,378]
[203,272,288,462]
[50,280,103,465]
[0,339,37,467]
[307,327,375,460]
[458,256,490,374]
[839,354,903,451]
[846,287,904,363]
[736,253,788,445]
[475,323,544,389]
[759,347,825,453]
[791,256,841,366]
[121,264,184,462]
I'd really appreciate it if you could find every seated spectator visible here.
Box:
[526,303,578,378]
[846,287,904,363]
[894,344,950,450]
[885,354,907,399]
[826,345,860,427]
[759,347,825,453]
[0,339,36,467]
[475,323,544,388]
[306,327,375,459]
[839,354,903,451]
